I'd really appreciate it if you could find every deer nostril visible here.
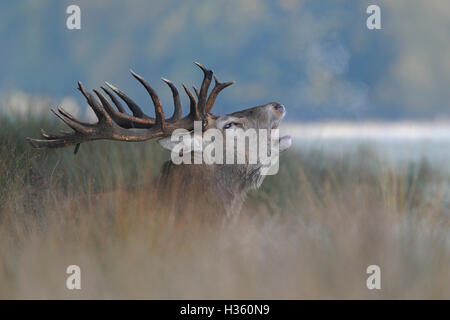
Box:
[273,104,285,113]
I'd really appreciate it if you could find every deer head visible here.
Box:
[27,63,291,216]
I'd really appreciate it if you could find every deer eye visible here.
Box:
[223,122,237,129]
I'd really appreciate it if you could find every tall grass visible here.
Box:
[0,115,449,299]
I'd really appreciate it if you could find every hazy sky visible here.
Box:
[0,0,449,121]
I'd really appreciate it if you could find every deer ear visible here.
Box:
[158,133,202,152]
[158,136,179,151]
[157,128,192,151]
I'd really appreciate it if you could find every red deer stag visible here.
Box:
[27,63,291,217]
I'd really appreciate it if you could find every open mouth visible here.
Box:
[269,121,292,151]
[270,106,291,150]
[271,108,286,129]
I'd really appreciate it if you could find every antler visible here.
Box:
[27,62,234,152]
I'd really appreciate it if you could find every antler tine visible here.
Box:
[130,70,166,130]
[192,86,199,99]
[50,108,92,134]
[182,84,201,121]
[100,86,126,113]
[105,81,149,119]
[27,63,230,151]
[205,75,235,114]
[40,129,59,140]
[194,62,213,118]
[27,95,169,149]
[29,88,114,151]
[94,89,118,116]
[57,106,92,126]
[161,78,182,122]
[93,89,155,129]
[77,82,109,122]
[27,136,79,149]
[39,128,80,153]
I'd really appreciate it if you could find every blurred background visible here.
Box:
[2,0,450,166]
[1,0,449,299]
[1,0,449,121]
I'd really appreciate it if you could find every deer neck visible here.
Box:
[215,164,266,215]
[159,161,266,217]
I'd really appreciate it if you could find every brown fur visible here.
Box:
[157,103,289,218]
